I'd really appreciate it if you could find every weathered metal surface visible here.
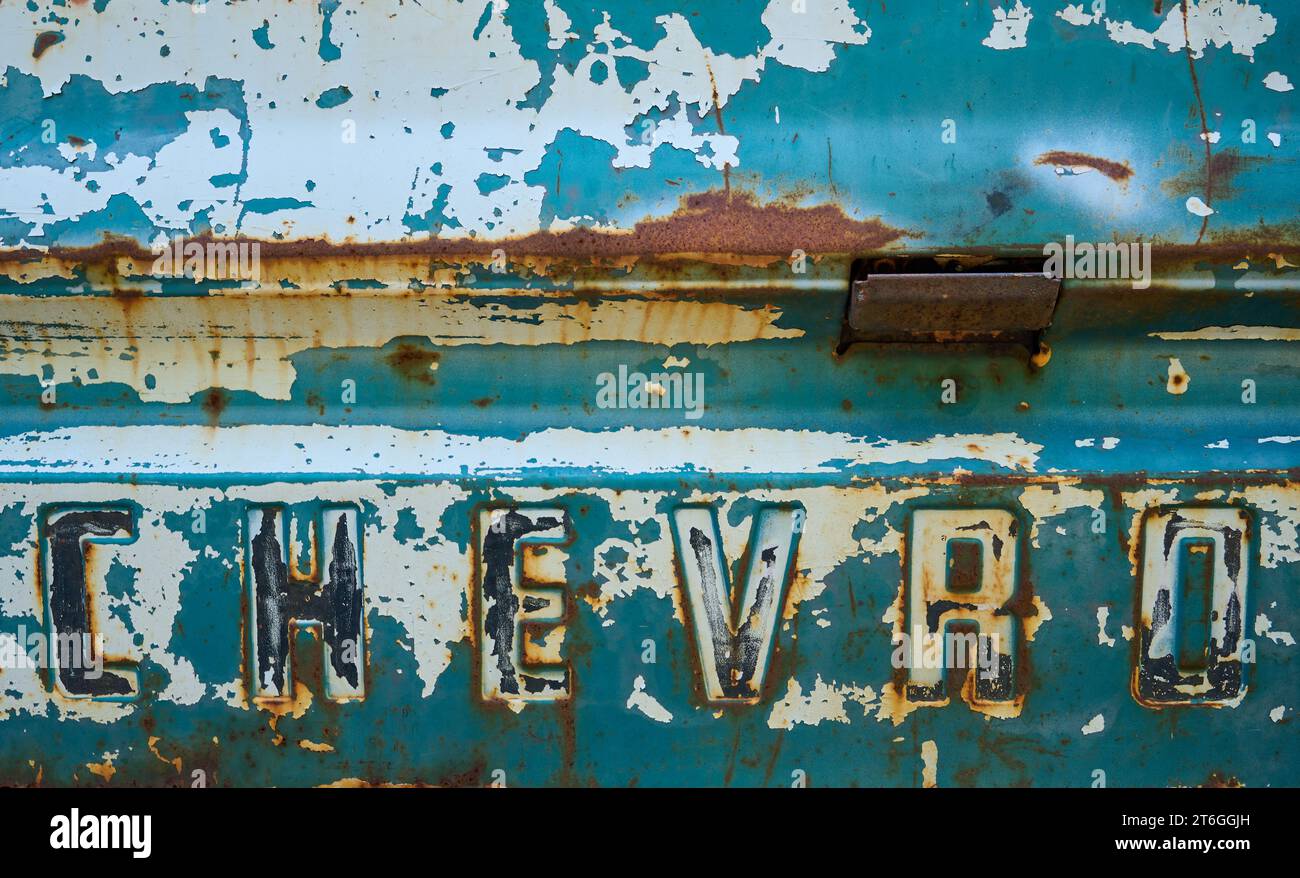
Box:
[0,0,1296,787]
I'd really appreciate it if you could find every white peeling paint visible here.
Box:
[1263,71,1294,91]
[1017,483,1104,548]
[1151,326,1300,342]
[1057,4,1101,26]
[1185,196,1215,217]
[0,0,872,243]
[626,675,673,723]
[1255,613,1296,647]
[0,425,1044,477]
[921,740,938,788]
[1103,0,1276,59]
[761,0,871,73]
[543,0,577,50]
[1270,705,1286,722]
[1081,713,1105,735]
[982,1,1033,50]
[1227,486,1300,568]
[1096,607,1116,647]
[766,675,876,729]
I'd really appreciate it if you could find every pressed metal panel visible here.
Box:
[0,0,1296,787]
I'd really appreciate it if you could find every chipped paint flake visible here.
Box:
[1263,70,1294,91]
[766,675,876,729]
[1025,595,1053,642]
[1227,485,1300,568]
[1017,482,1103,548]
[0,426,1044,477]
[1151,326,1300,342]
[1166,357,1190,394]
[86,751,118,781]
[626,675,673,723]
[921,740,938,787]
[1081,713,1105,735]
[1104,0,1276,59]
[1057,4,1101,26]
[1097,607,1117,647]
[0,0,874,242]
[1254,613,1296,646]
[982,1,1033,50]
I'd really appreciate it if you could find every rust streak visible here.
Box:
[704,62,730,196]
[1181,0,1212,244]
[1034,151,1134,183]
[1,190,910,262]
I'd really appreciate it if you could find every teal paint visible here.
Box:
[0,0,1294,788]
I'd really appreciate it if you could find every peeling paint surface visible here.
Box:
[0,0,1294,254]
[0,0,1296,789]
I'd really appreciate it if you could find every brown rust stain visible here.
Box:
[1161,148,1270,201]
[1034,151,1134,184]
[3,189,909,265]
[201,387,229,423]
[385,343,440,384]
[32,31,62,59]
[704,62,730,195]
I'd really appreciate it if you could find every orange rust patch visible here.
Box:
[1035,151,1134,183]
[1201,772,1245,788]
[8,189,909,263]
[147,737,184,773]
[86,755,116,782]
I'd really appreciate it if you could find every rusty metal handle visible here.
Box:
[845,272,1060,345]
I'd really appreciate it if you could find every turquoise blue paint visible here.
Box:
[317,0,342,62]
[0,1,1295,255]
[315,85,352,109]
[0,0,1295,788]
[402,181,458,235]
[0,479,1292,786]
[252,20,274,51]
[474,172,510,196]
[472,1,494,41]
